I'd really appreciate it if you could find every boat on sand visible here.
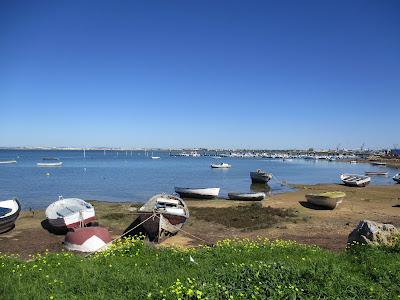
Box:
[228,192,265,201]
[45,196,95,229]
[210,162,231,168]
[37,162,63,167]
[174,187,220,199]
[393,173,400,183]
[305,191,346,209]
[340,174,371,187]
[64,227,112,252]
[250,169,273,183]
[0,199,21,234]
[138,193,189,242]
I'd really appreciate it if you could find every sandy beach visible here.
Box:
[1,183,399,258]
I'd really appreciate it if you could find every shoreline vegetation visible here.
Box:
[1,183,400,298]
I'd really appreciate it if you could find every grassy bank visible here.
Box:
[1,237,400,299]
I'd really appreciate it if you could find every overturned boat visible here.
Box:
[250,169,273,183]
[37,162,63,167]
[0,199,21,234]
[305,191,346,209]
[393,173,400,183]
[340,174,371,187]
[174,187,220,199]
[211,162,231,168]
[138,193,189,242]
[45,196,95,229]
[64,227,112,252]
[228,192,265,201]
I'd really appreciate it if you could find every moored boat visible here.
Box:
[250,169,273,183]
[138,193,189,242]
[151,156,161,160]
[228,192,265,201]
[42,157,60,161]
[0,198,21,234]
[0,160,17,164]
[210,162,231,168]
[45,196,95,229]
[370,161,386,166]
[393,173,400,183]
[305,191,346,209]
[365,171,388,176]
[37,162,63,167]
[64,227,112,252]
[340,174,371,187]
[174,187,220,199]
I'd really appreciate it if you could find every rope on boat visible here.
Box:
[153,214,213,246]
[271,174,290,187]
[85,212,157,257]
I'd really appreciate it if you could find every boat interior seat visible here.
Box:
[56,206,82,217]
[0,207,12,217]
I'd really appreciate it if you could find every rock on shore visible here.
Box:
[348,220,398,246]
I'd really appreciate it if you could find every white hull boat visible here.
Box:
[393,173,400,183]
[151,156,160,160]
[305,192,346,209]
[228,192,265,201]
[370,162,386,166]
[37,162,63,167]
[64,227,112,252]
[0,160,17,164]
[340,174,371,187]
[174,187,220,199]
[0,199,21,234]
[139,193,189,242]
[210,162,231,168]
[45,197,95,229]
[250,169,273,183]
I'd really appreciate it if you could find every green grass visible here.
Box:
[1,237,400,299]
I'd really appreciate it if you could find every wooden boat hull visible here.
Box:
[0,199,21,234]
[228,192,265,201]
[174,187,220,199]
[305,193,345,209]
[250,171,272,183]
[64,227,112,252]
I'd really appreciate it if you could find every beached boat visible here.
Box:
[365,171,388,176]
[228,192,265,201]
[250,169,273,183]
[45,196,95,229]
[138,193,189,242]
[210,162,231,168]
[340,174,371,187]
[174,187,220,199]
[305,191,346,209]
[0,199,21,234]
[370,161,386,166]
[37,162,63,167]
[64,227,112,252]
[393,173,400,183]
[0,160,17,164]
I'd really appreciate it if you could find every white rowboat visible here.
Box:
[37,162,63,167]
[0,199,21,234]
[211,162,231,168]
[0,160,17,164]
[228,192,265,201]
[45,196,95,229]
[174,187,220,199]
[340,174,371,187]
[393,173,400,183]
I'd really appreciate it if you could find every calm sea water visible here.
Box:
[0,150,397,210]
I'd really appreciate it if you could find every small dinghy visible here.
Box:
[37,162,63,167]
[340,174,371,187]
[0,199,21,234]
[228,192,265,201]
[365,171,388,176]
[64,227,112,252]
[370,161,386,166]
[250,169,273,183]
[139,193,189,242]
[151,156,160,160]
[174,187,220,199]
[211,162,231,168]
[350,161,357,164]
[42,157,60,161]
[305,191,346,209]
[393,173,400,184]
[45,196,95,229]
[0,160,17,164]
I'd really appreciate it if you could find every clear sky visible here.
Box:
[1,0,399,149]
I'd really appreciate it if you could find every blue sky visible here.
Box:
[1,0,399,149]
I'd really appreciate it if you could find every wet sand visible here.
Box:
[1,183,399,257]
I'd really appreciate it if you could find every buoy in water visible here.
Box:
[45,173,51,176]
